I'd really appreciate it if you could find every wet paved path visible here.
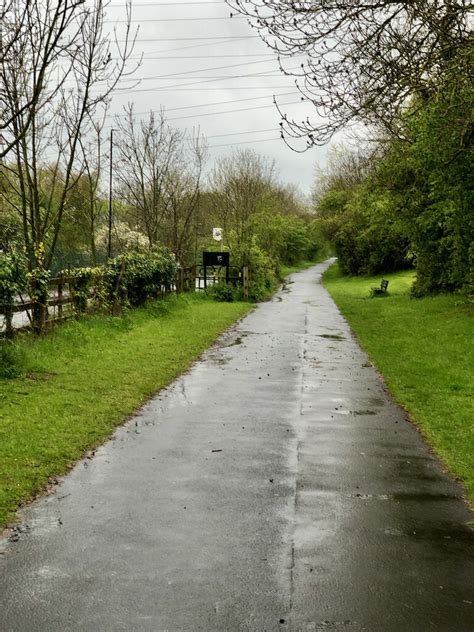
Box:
[1,261,473,631]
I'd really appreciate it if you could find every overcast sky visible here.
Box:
[102,0,331,197]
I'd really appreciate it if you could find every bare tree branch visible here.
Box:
[227,0,472,147]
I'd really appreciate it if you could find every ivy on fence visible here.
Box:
[0,246,178,337]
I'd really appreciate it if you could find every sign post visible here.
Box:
[203,251,230,288]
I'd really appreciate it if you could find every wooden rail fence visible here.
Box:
[1,265,249,338]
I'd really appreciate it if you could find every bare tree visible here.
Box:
[1,0,91,158]
[115,107,207,263]
[0,0,138,273]
[115,106,182,247]
[209,149,275,259]
[161,131,207,264]
[75,121,106,265]
[227,0,472,147]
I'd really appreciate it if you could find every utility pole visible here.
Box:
[107,128,115,260]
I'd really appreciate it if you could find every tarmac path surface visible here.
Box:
[1,260,473,632]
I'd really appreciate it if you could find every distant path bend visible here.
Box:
[1,259,473,632]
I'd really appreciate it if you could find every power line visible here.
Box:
[165,91,296,112]
[103,100,302,130]
[107,16,245,22]
[130,58,277,82]
[116,35,260,42]
[113,66,302,93]
[108,1,225,5]
[166,100,303,121]
[110,92,297,117]
[115,78,289,94]
[127,54,276,59]
[203,127,278,140]
[130,36,255,55]
[208,137,282,149]
[112,86,296,91]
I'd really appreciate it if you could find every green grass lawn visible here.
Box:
[0,294,251,528]
[323,264,473,501]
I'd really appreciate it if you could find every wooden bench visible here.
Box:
[370,279,389,296]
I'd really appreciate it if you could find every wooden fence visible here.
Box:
[1,274,97,338]
[1,265,249,338]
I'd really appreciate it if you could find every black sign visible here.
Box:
[203,251,230,267]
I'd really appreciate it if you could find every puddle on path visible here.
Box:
[392,492,463,503]
[368,397,385,407]
[228,336,244,346]
[207,354,230,366]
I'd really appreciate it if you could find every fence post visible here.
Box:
[242,266,249,300]
[4,303,14,339]
[189,265,196,292]
[57,280,63,320]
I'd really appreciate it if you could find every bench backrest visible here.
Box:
[381,279,389,291]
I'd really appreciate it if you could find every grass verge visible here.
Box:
[0,293,251,528]
[323,264,473,501]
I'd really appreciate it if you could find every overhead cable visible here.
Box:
[208,137,282,149]
[108,1,225,5]
[114,66,302,93]
[116,35,260,42]
[107,16,245,22]
[110,92,297,117]
[130,58,278,82]
[166,100,303,121]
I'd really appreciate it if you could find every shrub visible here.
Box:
[206,281,236,302]
[102,247,178,308]
[0,247,28,308]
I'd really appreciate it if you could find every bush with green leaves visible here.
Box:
[394,83,472,296]
[205,281,236,302]
[66,266,103,312]
[315,48,472,296]
[102,247,178,308]
[0,247,28,308]
[254,211,314,265]
[245,241,278,302]
[317,184,411,277]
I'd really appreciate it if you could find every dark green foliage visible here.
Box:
[71,268,100,313]
[231,238,278,302]
[319,187,411,277]
[368,83,473,297]
[334,220,411,277]
[102,247,178,308]
[402,85,473,296]
[316,52,472,295]
[0,248,28,307]
[314,44,472,296]
[206,282,236,302]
